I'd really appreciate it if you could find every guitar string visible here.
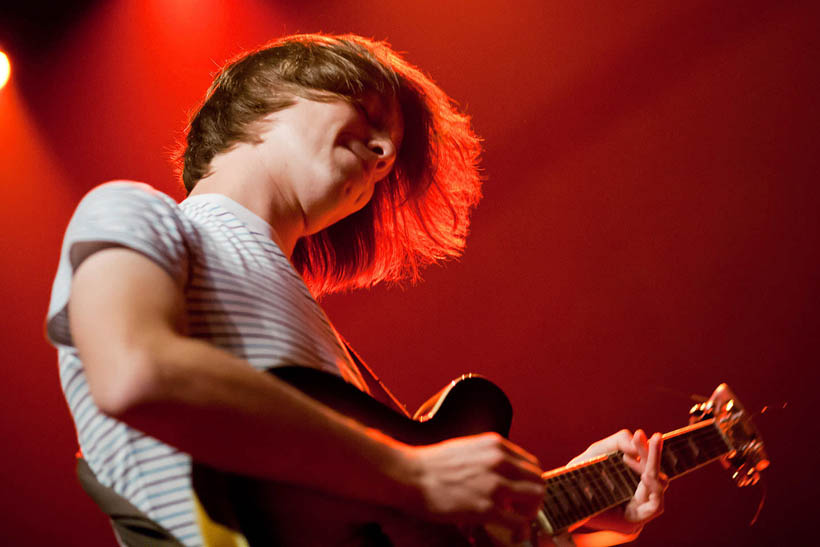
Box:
[542,425,726,497]
[541,431,728,529]
[541,427,748,530]
[542,456,637,528]
[540,426,728,528]
[542,453,706,530]
[539,423,730,527]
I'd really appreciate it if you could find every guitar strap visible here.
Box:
[78,457,249,547]
[75,457,184,547]
[342,340,411,418]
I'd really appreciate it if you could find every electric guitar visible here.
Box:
[194,367,769,546]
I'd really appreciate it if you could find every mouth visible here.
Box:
[353,178,377,207]
[353,151,372,178]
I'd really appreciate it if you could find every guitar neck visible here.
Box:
[539,418,729,533]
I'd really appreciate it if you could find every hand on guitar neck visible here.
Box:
[461,429,666,547]
[562,429,668,545]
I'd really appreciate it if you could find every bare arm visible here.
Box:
[69,247,544,535]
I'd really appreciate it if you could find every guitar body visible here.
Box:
[194,366,514,546]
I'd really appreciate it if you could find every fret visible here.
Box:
[661,420,729,479]
[539,420,733,535]
[551,478,575,530]
[603,456,632,501]
[611,455,640,492]
[669,436,697,472]
[661,443,679,476]
[552,480,572,519]
[680,438,698,465]
[564,470,593,519]
[686,435,701,461]
[692,429,719,462]
[551,475,579,527]
[541,486,562,529]
[684,434,701,463]
[622,468,640,495]
[543,457,625,532]
[627,466,641,490]
[585,463,615,513]
[563,472,587,524]
[701,428,730,460]
[575,467,596,514]
[589,461,616,508]
[544,479,572,529]
[544,497,570,530]
[577,467,606,514]
[597,460,618,502]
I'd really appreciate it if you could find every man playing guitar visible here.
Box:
[46,34,666,546]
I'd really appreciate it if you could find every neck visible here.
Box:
[190,153,306,258]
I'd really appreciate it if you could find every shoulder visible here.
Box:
[76,180,181,213]
[63,180,193,283]
[68,181,193,240]
[47,182,191,346]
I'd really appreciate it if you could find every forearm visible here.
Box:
[534,529,637,547]
[109,332,421,514]
[566,530,638,547]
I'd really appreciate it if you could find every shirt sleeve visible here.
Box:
[45,181,191,347]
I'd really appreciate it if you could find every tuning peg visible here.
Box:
[726,439,769,488]
[689,400,715,421]
[732,463,761,487]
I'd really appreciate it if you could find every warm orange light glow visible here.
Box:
[0,51,10,90]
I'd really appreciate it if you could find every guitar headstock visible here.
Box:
[689,383,770,487]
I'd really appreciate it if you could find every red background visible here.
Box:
[1,1,817,545]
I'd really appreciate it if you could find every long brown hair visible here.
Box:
[179,34,482,296]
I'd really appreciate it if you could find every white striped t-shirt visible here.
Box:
[46,181,368,546]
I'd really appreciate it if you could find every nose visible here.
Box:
[367,131,397,176]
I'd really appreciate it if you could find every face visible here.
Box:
[254,92,403,235]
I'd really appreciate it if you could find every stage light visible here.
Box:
[0,51,10,90]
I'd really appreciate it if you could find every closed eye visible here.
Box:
[353,102,372,125]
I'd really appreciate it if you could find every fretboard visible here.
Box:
[539,419,729,533]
